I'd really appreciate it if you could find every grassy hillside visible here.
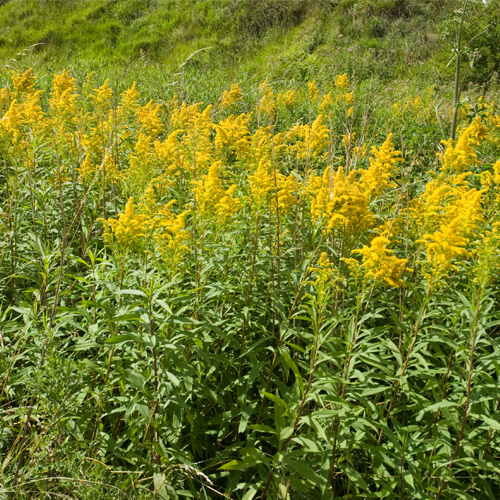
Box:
[2,0,496,93]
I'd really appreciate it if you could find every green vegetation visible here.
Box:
[1,1,500,499]
[0,0,497,95]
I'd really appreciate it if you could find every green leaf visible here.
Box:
[344,466,367,490]
[104,334,141,345]
[279,426,294,441]
[482,416,500,431]
[281,349,304,396]
[403,471,414,489]
[241,485,258,500]
[286,458,325,487]
[219,459,242,470]
[263,391,288,409]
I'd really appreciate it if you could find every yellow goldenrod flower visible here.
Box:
[50,70,78,117]
[420,219,470,278]
[359,133,402,198]
[258,78,276,121]
[12,68,36,95]
[307,80,319,102]
[493,159,500,184]
[136,100,164,137]
[309,166,374,235]
[193,162,241,224]
[287,114,330,161]
[248,159,274,208]
[93,79,113,109]
[277,173,302,215]
[353,235,411,287]
[214,113,251,160]
[319,90,333,112]
[220,82,243,110]
[120,81,141,112]
[101,198,148,252]
[473,222,500,289]
[277,89,297,109]
[334,73,349,90]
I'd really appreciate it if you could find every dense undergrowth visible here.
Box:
[0,65,500,499]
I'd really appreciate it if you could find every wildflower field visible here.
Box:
[1,67,500,499]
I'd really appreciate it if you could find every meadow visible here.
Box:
[1,1,500,499]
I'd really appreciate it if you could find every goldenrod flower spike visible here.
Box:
[214,113,251,160]
[12,68,36,95]
[334,73,349,90]
[50,70,78,117]
[353,236,411,288]
[360,133,402,198]
[193,162,241,224]
[220,82,243,110]
[101,198,148,252]
[120,81,141,111]
[136,100,164,137]
[93,79,113,108]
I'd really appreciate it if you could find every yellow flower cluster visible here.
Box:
[220,82,243,110]
[360,133,402,197]
[438,116,490,173]
[258,79,276,121]
[102,198,147,251]
[287,115,330,161]
[309,165,374,235]
[412,170,484,281]
[3,69,500,287]
[214,113,251,159]
[193,162,241,224]
[353,236,411,287]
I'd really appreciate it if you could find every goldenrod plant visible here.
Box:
[1,68,500,499]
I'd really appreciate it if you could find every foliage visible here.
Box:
[1,68,500,499]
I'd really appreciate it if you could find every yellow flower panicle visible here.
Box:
[248,159,274,208]
[438,117,489,173]
[258,78,276,121]
[171,102,214,175]
[287,114,330,161]
[193,162,241,224]
[12,68,36,95]
[50,70,78,117]
[307,81,319,102]
[127,133,158,194]
[249,126,286,164]
[93,79,113,111]
[493,159,500,185]
[277,89,297,109]
[420,220,470,278]
[154,130,186,176]
[220,82,243,110]
[139,183,189,267]
[136,100,164,137]
[155,208,189,268]
[120,82,141,112]
[214,113,251,160]
[309,166,374,235]
[353,236,411,287]
[101,198,148,251]
[413,169,484,281]
[277,173,302,215]
[309,252,342,303]
[360,133,402,198]
[335,73,349,90]
[473,222,500,289]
